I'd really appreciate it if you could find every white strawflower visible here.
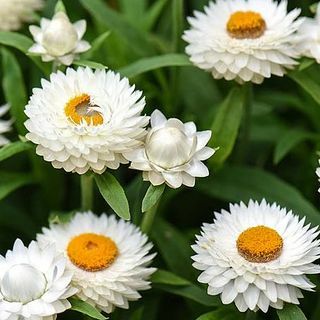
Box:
[24,67,149,174]
[0,0,43,31]
[37,212,156,313]
[296,4,320,63]
[124,110,215,189]
[183,0,303,84]
[0,104,12,146]
[0,239,77,320]
[28,12,91,66]
[192,200,320,313]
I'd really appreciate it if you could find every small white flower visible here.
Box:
[192,200,320,313]
[297,4,320,63]
[124,110,215,189]
[0,104,12,146]
[0,0,43,31]
[0,239,77,320]
[183,0,303,84]
[37,212,156,313]
[24,67,149,174]
[29,12,91,66]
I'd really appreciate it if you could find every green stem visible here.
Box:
[81,174,93,211]
[141,199,161,235]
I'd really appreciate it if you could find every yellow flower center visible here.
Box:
[67,233,118,271]
[227,11,266,39]
[236,226,283,263]
[64,94,103,126]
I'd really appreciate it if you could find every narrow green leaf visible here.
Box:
[209,87,245,165]
[49,211,76,224]
[172,0,184,51]
[299,58,315,71]
[144,0,168,31]
[70,298,107,320]
[154,282,220,307]
[197,165,320,226]
[0,32,49,74]
[196,308,245,320]
[277,304,307,320]
[152,218,196,281]
[151,269,190,286]
[0,31,32,52]
[0,141,33,162]
[0,172,33,201]
[289,69,320,106]
[142,184,165,212]
[95,173,130,220]
[119,54,191,78]
[81,31,111,60]
[73,60,108,69]
[1,48,28,135]
[274,129,317,164]
[119,0,146,30]
[80,0,154,56]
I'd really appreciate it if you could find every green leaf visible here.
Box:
[154,281,220,307]
[209,87,245,165]
[119,54,191,78]
[299,58,315,71]
[54,0,66,13]
[144,0,168,31]
[277,304,307,320]
[274,129,317,164]
[310,3,318,14]
[0,32,49,74]
[197,165,320,226]
[196,308,245,320]
[0,172,33,201]
[0,141,33,162]
[73,60,108,69]
[0,31,32,52]
[1,48,28,135]
[151,269,190,286]
[152,218,196,281]
[95,173,130,220]
[70,298,107,320]
[49,211,76,224]
[289,68,320,106]
[142,184,165,212]
[80,0,154,56]
[172,0,184,51]
[81,31,111,60]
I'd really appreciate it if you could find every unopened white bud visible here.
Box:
[1,264,47,303]
[42,12,78,56]
[146,127,196,169]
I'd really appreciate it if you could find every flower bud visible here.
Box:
[1,264,47,303]
[146,126,196,169]
[42,12,78,56]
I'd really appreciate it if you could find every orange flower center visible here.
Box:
[64,94,103,126]
[227,11,266,39]
[236,226,283,263]
[67,233,118,272]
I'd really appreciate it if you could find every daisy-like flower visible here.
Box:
[296,4,320,63]
[37,212,156,313]
[0,239,77,320]
[28,12,91,66]
[24,67,148,174]
[0,104,12,146]
[0,0,43,31]
[124,110,215,189]
[183,0,303,84]
[192,200,320,313]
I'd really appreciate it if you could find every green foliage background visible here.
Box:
[0,0,320,319]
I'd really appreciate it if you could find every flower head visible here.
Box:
[183,0,303,84]
[0,239,76,320]
[124,110,214,189]
[0,0,43,31]
[24,67,149,174]
[192,200,320,312]
[37,212,156,313]
[0,104,12,146]
[297,4,320,63]
[29,12,91,66]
